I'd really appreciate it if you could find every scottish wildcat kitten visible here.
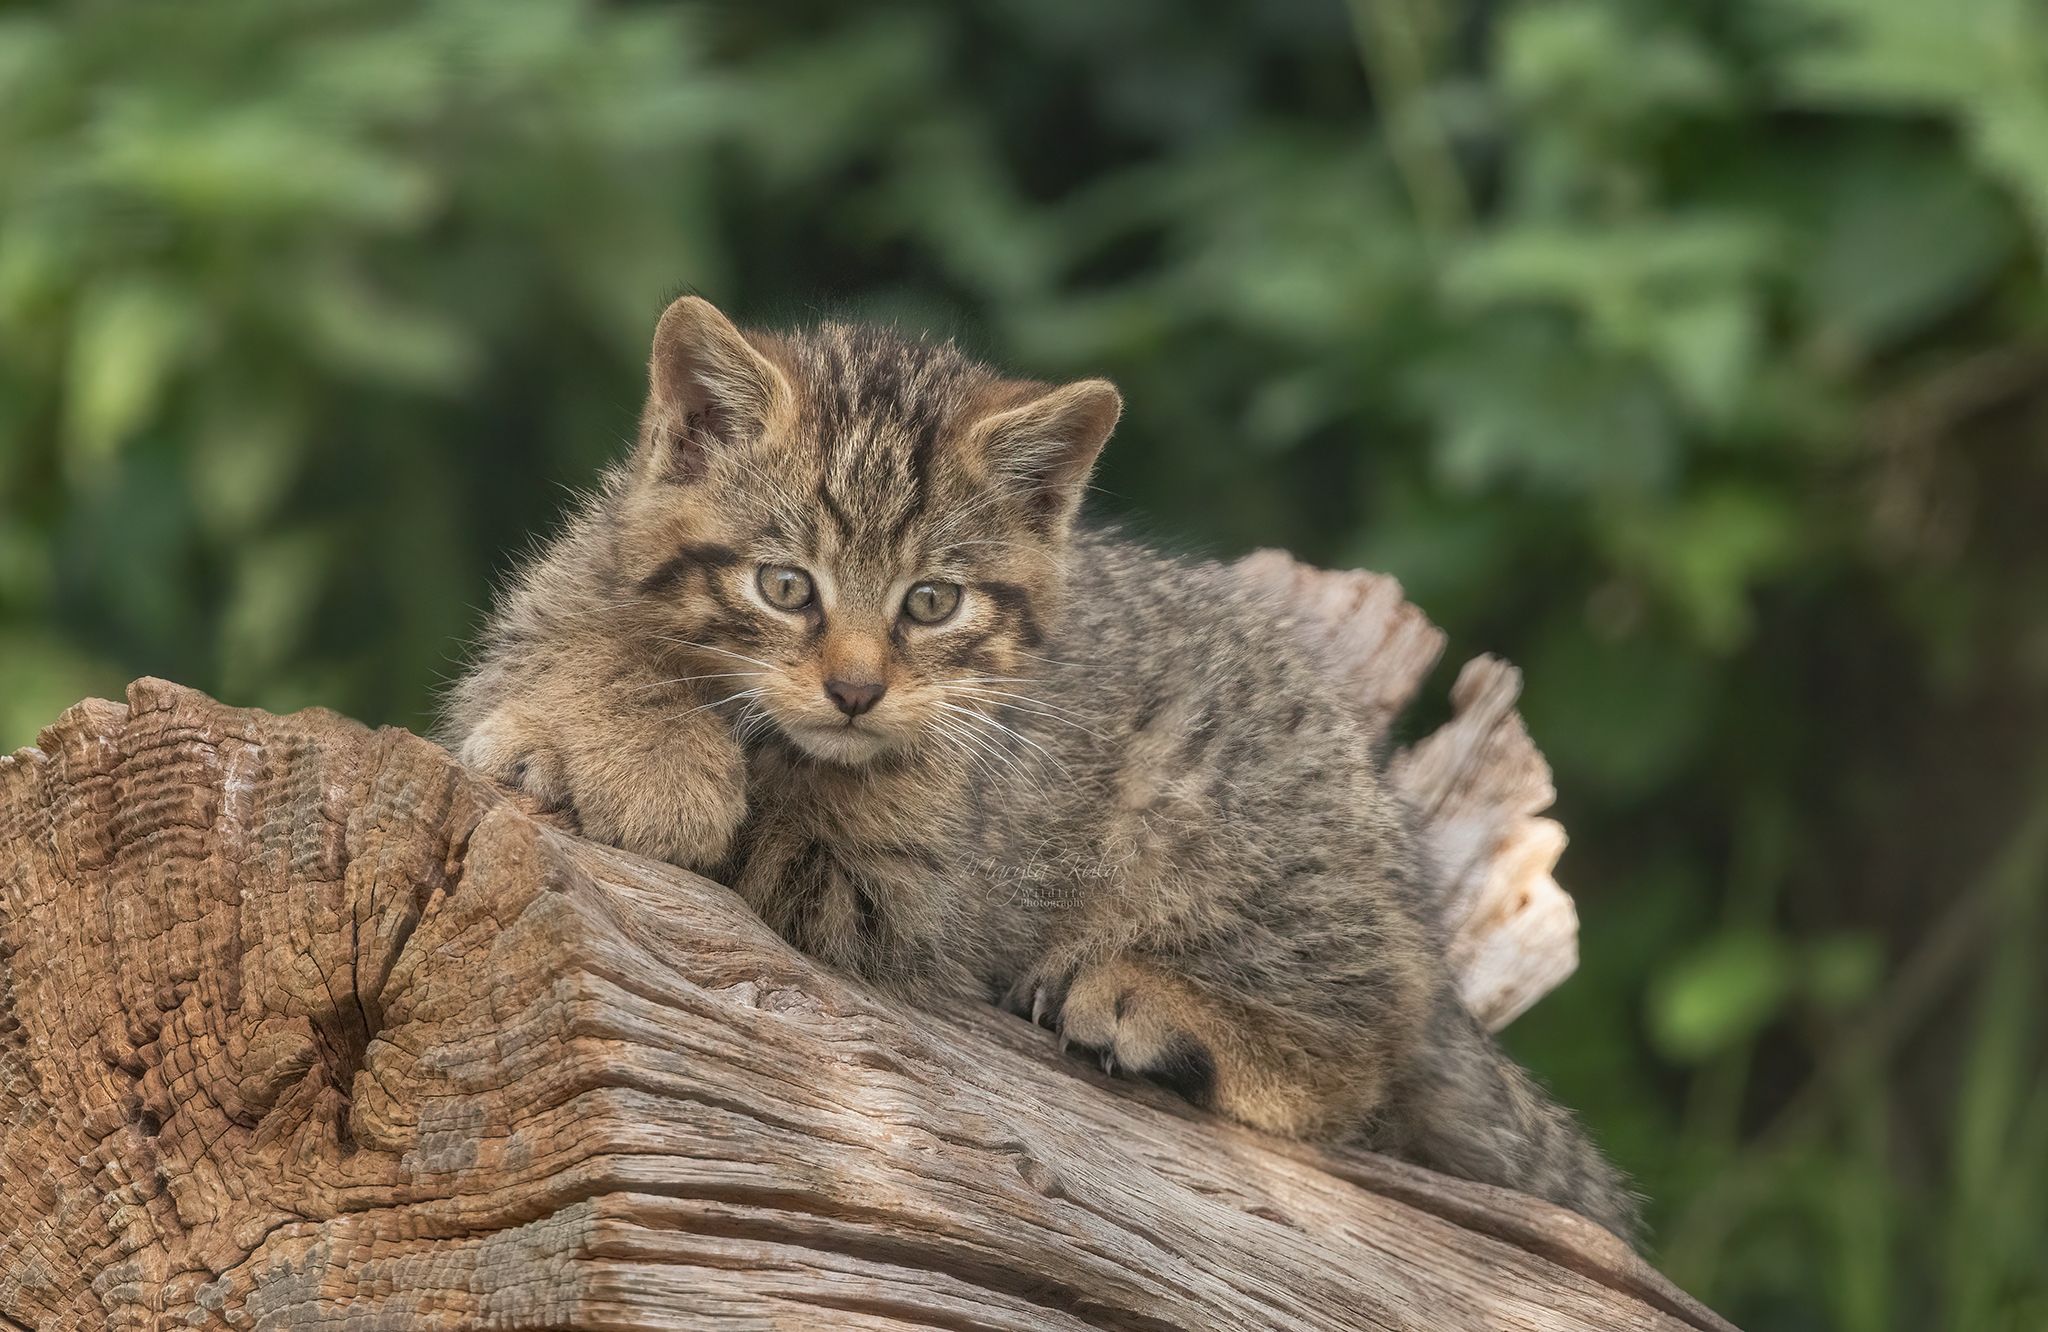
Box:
[444,296,1641,1238]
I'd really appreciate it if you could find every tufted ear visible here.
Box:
[637,296,791,484]
[969,378,1123,533]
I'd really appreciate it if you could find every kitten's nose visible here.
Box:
[824,678,886,718]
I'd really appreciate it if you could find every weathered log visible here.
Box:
[0,678,1731,1330]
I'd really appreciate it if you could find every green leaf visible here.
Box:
[187,392,308,537]
[63,279,199,475]
[293,271,479,392]
[1410,318,1681,497]
[1782,0,2048,249]
[1444,217,1781,364]
[1600,484,1806,649]
[1798,141,2016,352]
[217,531,332,693]
[1650,930,1795,1062]
[1645,291,1759,422]
[89,102,438,230]
[1500,1,1732,126]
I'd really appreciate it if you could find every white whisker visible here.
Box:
[1016,650,1103,673]
[942,688,1106,739]
[924,713,1011,786]
[623,669,769,698]
[936,701,1070,776]
[732,701,777,747]
[652,637,781,671]
[735,704,778,747]
[940,679,1093,717]
[686,686,767,717]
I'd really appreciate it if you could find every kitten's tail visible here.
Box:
[1380,989,1643,1242]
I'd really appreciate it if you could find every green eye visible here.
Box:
[902,580,962,625]
[757,565,815,611]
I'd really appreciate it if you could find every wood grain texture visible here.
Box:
[0,679,1733,1331]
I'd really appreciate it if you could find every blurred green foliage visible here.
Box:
[3,1,2046,1326]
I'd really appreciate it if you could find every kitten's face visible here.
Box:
[615,304,1119,768]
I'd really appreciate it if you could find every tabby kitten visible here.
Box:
[445,296,1641,1238]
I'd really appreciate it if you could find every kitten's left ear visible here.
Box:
[971,378,1123,532]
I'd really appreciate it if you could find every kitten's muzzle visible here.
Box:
[824,678,886,717]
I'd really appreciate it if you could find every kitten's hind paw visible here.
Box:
[1000,967,1074,1034]
[1007,957,1221,1111]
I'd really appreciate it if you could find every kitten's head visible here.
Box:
[611,296,1120,767]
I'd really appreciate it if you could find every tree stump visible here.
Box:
[0,561,1735,1331]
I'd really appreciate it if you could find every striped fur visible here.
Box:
[442,297,1641,1240]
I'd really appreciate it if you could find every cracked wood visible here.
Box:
[0,676,1734,1330]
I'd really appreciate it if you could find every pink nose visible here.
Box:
[824,678,885,717]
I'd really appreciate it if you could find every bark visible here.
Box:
[0,675,1732,1331]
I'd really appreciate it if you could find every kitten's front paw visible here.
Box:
[566,727,747,872]
[453,704,746,872]
[460,712,577,818]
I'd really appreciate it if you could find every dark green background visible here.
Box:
[4,2,2045,1326]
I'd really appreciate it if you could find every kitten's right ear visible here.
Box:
[637,296,790,484]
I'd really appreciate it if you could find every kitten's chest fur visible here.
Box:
[719,744,1033,1003]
